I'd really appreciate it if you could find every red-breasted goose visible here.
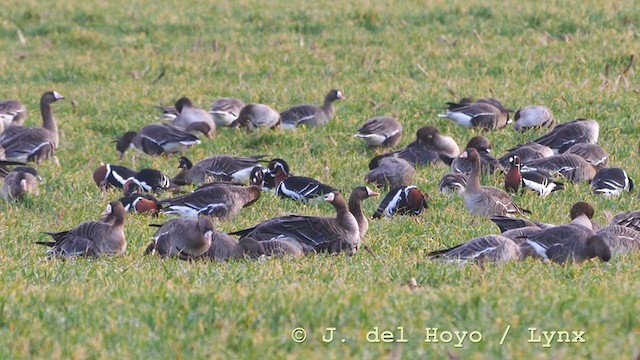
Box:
[115,123,202,158]
[172,155,267,185]
[427,235,522,262]
[504,155,564,197]
[512,105,556,132]
[438,100,510,130]
[564,143,609,171]
[591,168,633,197]
[354,116,403,148]
[118,193,161,215]
[231,103,280,132]
[122,168,173,195]
[0,91,64,163]
[209,97,245,127]
[438,173,467,195]
[268,159,336,202]
[373,185,427,219]
[0,99,27,128]
[1,166,40,200]
[159,183,261,220]
[36,201,126,259]
[281,89,344,129]
[446,136,503,175]
[145,216,214,260]
[230,191,360,255]
[364,157,415,188]
[521,153,596,182]
[595,225,640,256]
[461,148,529,217]
[533,118,599,154]
[169,97,216,138]
[498,141,554,169]
[92,163,137,190]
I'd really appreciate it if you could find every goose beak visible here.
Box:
[459,151,468,159]
[324,193,336,202]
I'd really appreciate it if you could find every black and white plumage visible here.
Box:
[209,97,245,127]
[591,168,633,197]
[172,155,267,185]
[504,155,564,197]
[275,176,336,202]
[92,163,137,190]
[123,168,173,195]
[498,142,554,169]
[0,91,64,163]
[438,173,467,195]
[521,153,597,182]
[354,116,403,148]
[564,143,609,171]
[115,123,201,158]
[438,100,510,130]
[118,193,161,214]
[372,185,428,219]
[281,89,344,128]
[232,103,281,132]
[159,184,261,220]
[427,235,522,262]
[0,99,27,128]
[533,118,599,154]
[512,105,556,132]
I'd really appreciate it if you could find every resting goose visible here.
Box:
[169,97,216,138]
[438,173,467,195]
[36,201,127,259]
[373,185,428,219]
[159,183,261,220]
[354,116,403,148]
[0,91,64,163]
[564,143,608,171]
[520,153,597,182]
[504,155,564,197]
[268,159,336,202]
[446,136,503,175]
[498,142,554,168]
[533,118,599,154]
[609,210,640,232]
[364,157,415,188]
[0,99,27,128]
[209,97,245,127]
[0,166,40,200]
[512,105,556,132]
[591,168,633,197]
[172,155,266,185]
[461,148,529,217]
[92,163,137,190]
[230,191,360,255]
[231,103,281,132]
[427,235,522,262]
[281,89,344,128]
[595,225,640,256]
[146,216,214,260]
[438,100,510,130]
[116,123,202,158]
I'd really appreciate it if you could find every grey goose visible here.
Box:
[446,136,503,175]
[438,99,510,130]
[609,210,640,232]
[281,89,344,128]
[115,123,203,158]
[364,157,415,188]
[498,142,554,169]
[169,97,216,138]
[231,103,281,132]
[564,143,609,171]
[512,105,556,132]
[0,91,64,163]
[159,183,261,220]
[438,173,467,195]
[0,165,40,200]
[0,99,27,128]
[595,225,640,256]
[533,118,599,154]
[172,155,267,185]
[520,153,597,182]
[354,116,403,148]
[209,97,245,127]
[427,235,522,262]
[146,216,215,260]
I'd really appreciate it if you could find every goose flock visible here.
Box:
[1,91,638,265]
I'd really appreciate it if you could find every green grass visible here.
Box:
[1,0,639,358]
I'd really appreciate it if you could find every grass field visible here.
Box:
[1,0,639,358]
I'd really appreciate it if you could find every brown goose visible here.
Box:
[533,118,599,154]
[346,186,379,240]
[36,201,127,259]
[512,105,556,132]
[198,235,303,261]
[461,148,529,217]
[446,136,503,175]
[159,183,261,220]
[146,216,214,260]
[438,100,510,130]
[172,155,267,185]
[209,97,245,127]
[281,89,344,128]
[521,153,597,182]
[0,91,64,163]
[169,97,216,138]
[115,123,202,158]
[0,99,27,128]
[230,191,360,255]
[354,116,403,148]
[595,225,640,256]
[564,143,609,171]
[427,235,522,262]
[0,166,40,200]
[231,103,281,132]
[609,210,640,232]
[498,141,554,168]
[438,173,467,195]
[364,157,415,188]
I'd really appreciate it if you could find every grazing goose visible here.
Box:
[209,97,245,127]
[438,100,510,130]
[159,183,261,220]
[230,191,360,255]
[115,123,202,158]
[364,157,415,188]
[0,91,64,163]
[564,143,609,171]
[498,142,554,168]
[373,185,428,219]
[0,99,27,128]
[533,118,599,154]
[446,136,503,175]
[36,201,127,259]
[427,235,522,262]
[169,97,216,138]
[0,166,40,200]
[122,168,173,195]
[369,126,460,169]
[438,172,467,195]
[461,148,529,217]
[231,103,281,132]
[354,116,403,148]
[520,153,597,182]
[591,168,633,197]
[0,160,27,177]
[595,225,640,256]
[172,155,266,185]
[281,89,344,128]
[118,193,161,215]
[92,163,137,190]
[146,216,214,259]
[609,210,640,232]
[504,155,564,197]
[512,105,556,132]
[268,159,336,202]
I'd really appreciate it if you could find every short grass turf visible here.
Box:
[1,0,639,358]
